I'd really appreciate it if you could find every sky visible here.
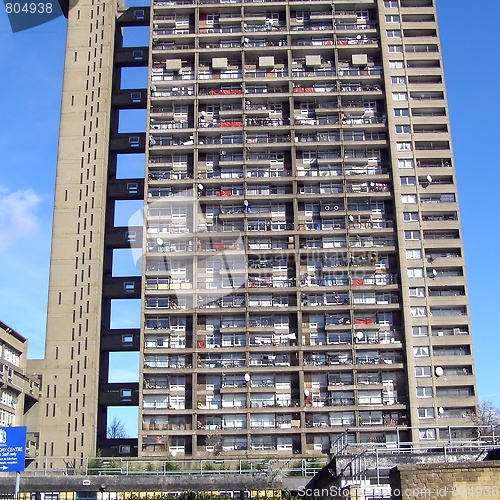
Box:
[0,0,499,428]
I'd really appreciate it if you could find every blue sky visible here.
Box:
[0,0,499,423]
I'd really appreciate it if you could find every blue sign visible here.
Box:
[0,426,26,472]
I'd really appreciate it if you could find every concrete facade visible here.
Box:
[38,0,478,461]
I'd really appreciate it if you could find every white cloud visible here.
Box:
[0,187,43,251]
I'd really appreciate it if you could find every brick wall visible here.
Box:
[390,461,500,499]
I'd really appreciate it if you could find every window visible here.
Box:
[388,45,403,53]
[410,306,427,317]
[403,212,419,222]
[129,136,140,147]
[394,108,409,117]
[396,125,411,134]
[407,267,424,278]
[391,76,406,85]
[413,346,430,357]
[417,387,433,398]
[404,230,420,240]
[401,194,417,203]
[387,30,401,38]
[409,287,425,297]
[384,0,398,7]
[389,60,404,69]
[406,248,422,259]
[419,428,436,440]
[3,347,20,366]
[415,366,431,377]
[401,176,416,185]
[418,407,435,419]
[356,10,370,21]
[392,92,407,101]
[412,325,429,337]
[398,159,414,169]
[436,386,474,397]
[397,142,413,151]
[385,15,400,22]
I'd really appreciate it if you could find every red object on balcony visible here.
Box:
[354,318,374,325]
[352,279,364,285]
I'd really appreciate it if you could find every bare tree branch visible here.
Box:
[107,417,128,439]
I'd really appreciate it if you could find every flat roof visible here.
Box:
[0,320,28,343]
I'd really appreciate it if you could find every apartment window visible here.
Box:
[413,346,430,357]
[415,366,431,377]
[385,15,400,22]
[392,92,407,101]
[205,14,218,25]
[412,325,429,337]
[407,267,424,278]
[170,376,185,390]
[389,60,404,69]
[436,386,474,397]
[418,407,435,419]
[403,212,419,222]
[410,306,427,317]
[404,230,420,241]
[401,194,417,203]
[409,287,425,298]
[398,159,414,169]
[417,387,433,398]
[396,125,411,134]
[388,45,403,53]
[384,0,398,7]
[397,142,412,151]
[394,108,409,117]
[419,428,436,440]
[401,176,416,186]
[392,76,406,85]
[387,30,401,38]
[406,248,422,259]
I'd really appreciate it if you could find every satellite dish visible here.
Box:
[438,407,444,415]
[243,200,249,206]
[221,150,227,155]
[356,34,362,40]
[435,366,444,377]
[426,175,433,183]
[198,183,204,190]
[201,111,206,116]
[244,37,249,43]
[356,332,364,340]
[349,214,354,222]
[156,237,164,246]
[432,269,438,277]
[304,389,310,397]
[244,373,251,382]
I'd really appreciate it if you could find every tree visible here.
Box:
[476,401,500,429]
[107,417,128,439]
[205,432,223,456]
[469,401,500,441]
